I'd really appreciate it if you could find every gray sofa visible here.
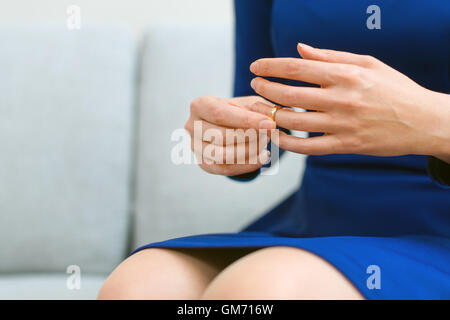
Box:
[0,23,305,299]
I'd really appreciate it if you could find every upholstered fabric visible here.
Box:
[0,26,136,273]
[0,274,106,300]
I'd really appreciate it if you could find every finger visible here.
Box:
[250,102,336,133]
[192,137,269,165]
[297,43,379,68]
[196,120,261,146]
[250,77,330,110]
[198,151,270,176]
[227,95,269,109]
[186,117,273,146]
[201,139,268,164]
[191,96,275,129]
[277,131,341,155]
[250,58,339,86]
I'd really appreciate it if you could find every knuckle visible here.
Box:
[343,66,364,83]
[212,106,225,123]
[190,96,210,114]
[253,96,267,104]
[351,65,365,78]
[242,113,251,128]
[255,102,271,116]
[342,135,363,151]
[323,50,335,61]
[363,55,379,67]
[335,65,367,87]
[290,115,303,129]
[281,88,297,103]
[319,49,332,57]
[184,120,193,133]
[190,98,200,113]
[342,90,363,109]
[344,118,362,133]
[327,50,336,58]
[250,102,260,113]
[286,60,301,76]
[330,65,349,83]
[346,93,372,117]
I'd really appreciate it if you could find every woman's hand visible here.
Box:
[248,43,450,160]
[185,96,276,176]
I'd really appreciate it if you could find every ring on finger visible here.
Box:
[270,105,283,122]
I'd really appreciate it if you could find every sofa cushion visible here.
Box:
[0,26,135,273]
[133,23,305,248]
[0,273,106,300]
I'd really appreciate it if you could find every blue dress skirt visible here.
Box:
[132,0,450,299]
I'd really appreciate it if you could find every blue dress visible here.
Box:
[132,0,450,299]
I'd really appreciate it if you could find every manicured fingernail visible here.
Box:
[250,61,259,73]
[259,119,275,130]
[250,78,256,90]
[298,42,313,49]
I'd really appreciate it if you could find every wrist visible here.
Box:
[434,143,450,164]
[427,90,450,163]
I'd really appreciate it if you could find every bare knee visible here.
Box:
[201,246,364,300]
[98,248,220,300]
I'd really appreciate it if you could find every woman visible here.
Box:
[99,0,450,299]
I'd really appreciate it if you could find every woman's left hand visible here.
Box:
[249,43,450,159]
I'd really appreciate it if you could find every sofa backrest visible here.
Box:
[133,23,305,249]
[0,26,136,273]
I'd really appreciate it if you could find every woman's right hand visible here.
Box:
[184,95,276,176]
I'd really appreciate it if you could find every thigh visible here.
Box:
[98,247,256,300]
[201,246,364,300]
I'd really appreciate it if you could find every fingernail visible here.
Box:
[250,61,259,73]
[250,78,256,90]
[259,119,275,130]
[298,42,313,49]
[260,150,270,164]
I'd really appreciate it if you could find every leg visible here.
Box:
[201,246,364,300]
[98,247,256,300]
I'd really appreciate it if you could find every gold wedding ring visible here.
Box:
[270,105,283,122]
